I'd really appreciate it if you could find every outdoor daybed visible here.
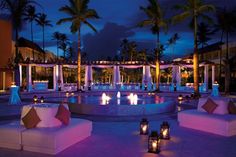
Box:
[178,97,236,137]
[0,104,93,155]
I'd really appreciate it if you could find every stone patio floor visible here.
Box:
[0,91,236,157]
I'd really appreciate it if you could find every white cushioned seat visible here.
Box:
[0,121,26,150]
[21,118,92,155]
[178,109,236,136]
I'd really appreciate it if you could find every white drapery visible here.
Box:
[113,65,121,85]
[85,65,93,87]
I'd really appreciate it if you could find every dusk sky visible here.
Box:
[18,0,236,60]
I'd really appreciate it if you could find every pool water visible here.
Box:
[68,95,167,105]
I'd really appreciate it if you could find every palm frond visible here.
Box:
[137,20,153,27]
[198,5,215,14]
[84,20,97,32]
[57,17,74,25]
[172,11,191,25]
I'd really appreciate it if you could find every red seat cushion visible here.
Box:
[202,98,218,114]
[22,107,41,129]
[55,105,71,125]
[228,101,236,114]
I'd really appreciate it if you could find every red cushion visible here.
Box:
[22,107,41,129]
[228,101,236,114]
[202,98,218,114]
[55,105,71,125]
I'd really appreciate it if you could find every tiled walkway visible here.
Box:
[0,120,236,157]
[0,92,236,157]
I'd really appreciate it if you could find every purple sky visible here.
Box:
[18,0,236,60]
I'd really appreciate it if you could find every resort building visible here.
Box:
[0,20,56,91]
[0,20,13,91]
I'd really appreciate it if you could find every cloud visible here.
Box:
[83,22,135,60]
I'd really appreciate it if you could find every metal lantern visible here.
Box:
[66,91,70,97]
[160,121,170,140]
[178,94,183,102]
[33,95,38,103]
[148,131,160,154]
[140,118,149,135]
[40,96,44,103]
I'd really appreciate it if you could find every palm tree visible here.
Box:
[59,42,68,59]
[57,0,99,91]
[3,0,35,86]
[36,13,52,61]
[167,33,180,61]
[24,5,38,60]
[215,8,236,94]
[197,22,215,48]
[58,33,69,59]
[52,31,62,60]
[120,38,129,61]
[138,0,168,91]
[172,0,215,96]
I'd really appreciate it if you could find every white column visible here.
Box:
[53,65,59,91]
[58,65,64,90]
[204,65,209,92]
[212,65,215,84]
[176,66,181,87]
[19,64,22,87]
[113,65,120,87]
[85,65,93,88]
[26,64,32,92]
[142,65,152,90]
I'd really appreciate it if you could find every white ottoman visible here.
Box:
[22,118,92,155]
[0,121,25,150]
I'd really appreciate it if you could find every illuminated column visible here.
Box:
[58,65,63,90]
[19,64,22,87]
[204,64,209,92]
[26,64,32,92]
[212,65,215,84]
[113,65,120,88]
[142,65,152,90]
[85,65,93,88]
[53,65,59,91]
[2,72,6,91]
[172,65,181,91]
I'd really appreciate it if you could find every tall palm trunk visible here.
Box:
[193,14,199,95]
[30,21,35,60]
[43,25,45,61]
[77,27,81,90]
[155,31,160,91]
[219,30,224,86]
[225,31,230,94]
[14,29,20,86]
[56,40,59,60]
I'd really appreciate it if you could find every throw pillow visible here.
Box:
[202,98,218,114]
[228,101,236,114]
[22,107,41,129]
[55,104,71,125]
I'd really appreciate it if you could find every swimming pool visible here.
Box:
[65,93,176,116]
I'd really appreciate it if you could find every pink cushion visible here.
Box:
[55,105,71,125]
[198,97,229,115]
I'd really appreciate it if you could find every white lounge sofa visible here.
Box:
[0,121,25,150]
[178,97,236,137]
[21,118,92,155]
[0,118,92,154]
